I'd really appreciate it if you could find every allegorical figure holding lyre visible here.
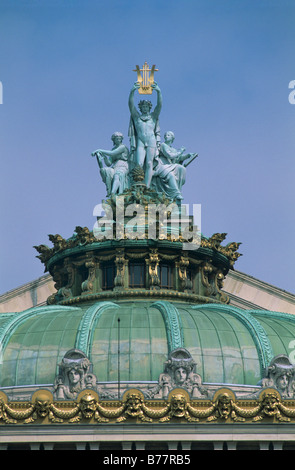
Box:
[128,81,162,188]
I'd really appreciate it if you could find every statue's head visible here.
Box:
[138,100,152,114]
[263,355,295,393]
[58,349,92,389]
[164,131,175,143]
[174,366,188,385]
[164,348,197,386]
[68,366,82,386]
[111,132,124,144]
[275,371,291,392]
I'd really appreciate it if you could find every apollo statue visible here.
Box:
[91,63,198,202]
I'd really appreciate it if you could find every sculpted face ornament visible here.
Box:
[252,390,291,423]
[276,373,289,394]
[31,390,53,420]
[260,355,295,398]
[116,391,153,423]
[170,393,187,418]
[79,393,98,419]
[146,348,208,399]
[261,393,281,417]
[216,393,232,420]
[125,393,144,418]
[173,366,189,386]
[68,368,81,387]
[35,398,51,418]
[54,349,95,400]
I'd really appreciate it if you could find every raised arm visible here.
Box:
[151,82,162,119]
[128,82,140,118]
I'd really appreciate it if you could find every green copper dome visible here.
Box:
[1,300,294,389]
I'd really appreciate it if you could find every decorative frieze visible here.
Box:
[2,346,295,426]
[1,386,295,425]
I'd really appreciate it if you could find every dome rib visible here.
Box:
[191,304,274,376]
[152,301,184,353]
[75,302,119,358]
[0,305,80,355]
[250,310,295,324]
[250,310,295,360]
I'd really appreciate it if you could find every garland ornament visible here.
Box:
[2,387,295,425]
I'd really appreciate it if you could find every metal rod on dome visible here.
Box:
[117,317,120,400]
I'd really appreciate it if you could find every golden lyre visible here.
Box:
[133,62,158,94]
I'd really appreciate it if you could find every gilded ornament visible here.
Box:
[133,62,158,95]
[2,385,295,425]
[131,164,145,182]
[116,390,153,423]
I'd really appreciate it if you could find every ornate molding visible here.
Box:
[34,228,241,272]
[1,387,295,425]
[33,229,241,306]
[58,289,223,306]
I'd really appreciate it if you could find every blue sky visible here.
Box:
[0,0,294,295]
